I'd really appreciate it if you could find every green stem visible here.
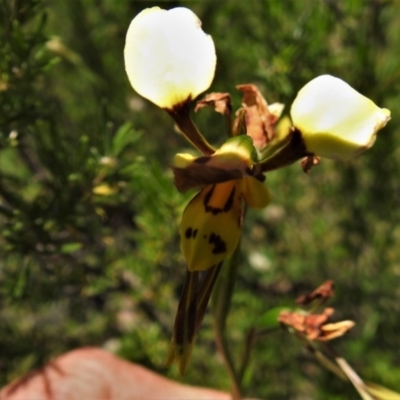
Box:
[211,240,243,400]
[335,357,374,400]
[305,342,348,381]
[238,328,256,383]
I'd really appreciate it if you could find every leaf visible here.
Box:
[60,242,82,254]
[111,122,141,157]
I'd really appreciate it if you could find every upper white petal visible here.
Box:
[124,7,216,109]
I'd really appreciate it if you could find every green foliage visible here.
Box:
[1,0,400,398]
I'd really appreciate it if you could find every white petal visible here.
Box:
[291,75,390,160]
[124,7,216,109]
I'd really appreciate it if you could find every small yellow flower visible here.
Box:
[124,7,216,110]
[291,75,390,160]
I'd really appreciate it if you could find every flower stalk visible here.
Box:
[212,241,244,400]
[166,102,215,156]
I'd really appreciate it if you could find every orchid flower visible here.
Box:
[124,6,391,375]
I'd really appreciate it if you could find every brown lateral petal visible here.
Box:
[236,84,277,150]
[172,164,244,192]
[195,92,232,117]
[296,280,335,305]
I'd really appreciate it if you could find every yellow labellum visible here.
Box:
[180,181,242,272]
[180,177,270,271]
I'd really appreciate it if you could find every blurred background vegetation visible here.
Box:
[1,0,400,398]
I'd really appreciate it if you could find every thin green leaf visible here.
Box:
[111,122,141,157]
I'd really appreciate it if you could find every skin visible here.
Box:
[0,347,231,400]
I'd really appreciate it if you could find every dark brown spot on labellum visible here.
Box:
[203,185,236,215]
[185,227,192,239]
[209,232,227,254]
[223,187,235,212]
